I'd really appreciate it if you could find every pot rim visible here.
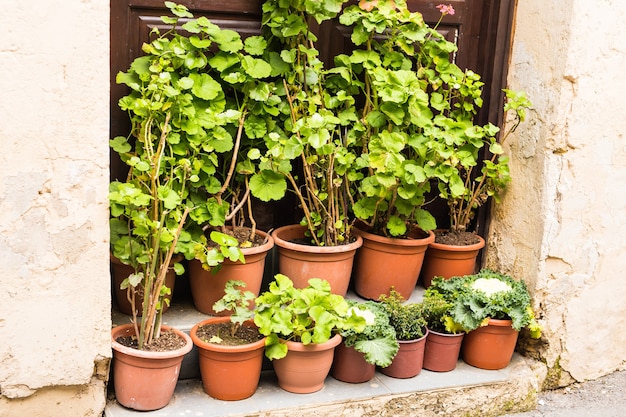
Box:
[111,324,193,358]
[272,224,363,254]
[354,226,435,247]
[190,317,266,353]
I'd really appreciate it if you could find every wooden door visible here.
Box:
[110,0,516,233]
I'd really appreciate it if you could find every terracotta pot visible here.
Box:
[423,329,465,372]
[461,318,519,370]
[331,342,376,383]
[110,255,178,316]
[190,317,266,400]
[352,227,435,300]
[271,225,362,296]
[189,229,274,315]
[111,324,192,411]
[420,233,486,288]
[272,334,342,393]
[380,331,428,379]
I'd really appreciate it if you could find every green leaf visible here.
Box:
[244,36,267,56]
[354,337,399,368]
[250,170,287,202]
[189,73,222,100]
[242,56,272,79]
[386,216,407,237]
[211,29,243,53]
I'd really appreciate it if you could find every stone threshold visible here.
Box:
[105,354,544,416]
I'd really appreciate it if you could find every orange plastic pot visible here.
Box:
[271,225,362,296]
[190,317,266,400]
[331,342,376,383]
[461,319,519,370]
[423,329,464,372]
[352,227,434,300]
[272,334,342,393]
[111,324,192,411]
[420,234,485,288]
[189,229,273,315]
[380,331,428,379]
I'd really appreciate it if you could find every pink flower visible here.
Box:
[436,4,456,16]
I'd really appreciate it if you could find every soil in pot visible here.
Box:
[115,329,187,352]
[195,322,264,345]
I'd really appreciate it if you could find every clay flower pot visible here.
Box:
[461,318,519,370]
[272,334,342,393]
[271,224,362,296]
[331,342,376,383]
[190,317,266,401]
[380,331,428,379]
[111,324,192,411]
[420,234,486,288]
[189,229,274,315]
[352,227,435,300]
[423,329,465,372]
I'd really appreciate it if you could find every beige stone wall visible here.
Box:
[0,0,111,414]
[487,0,626,383]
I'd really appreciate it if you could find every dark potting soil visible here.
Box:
[434,230,482,246]
[195,322,263,346]
[116,329,186,352]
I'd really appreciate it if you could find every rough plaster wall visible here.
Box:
[0,0,111,408]
[487,0,626,382]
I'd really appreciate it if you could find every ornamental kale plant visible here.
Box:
[339,301,399,367]
[429,270,542,337]
[254,274,366,360]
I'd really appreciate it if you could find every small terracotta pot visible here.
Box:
[423,329,465,372]
[380,331,428,379]
[420,234,485,288]
[190,317,266,400]
[352,227,435,300]
[271,225,362,296]
[331,342,376,383]
[110,255,178,316]
[272,334,342,393]
[189,229,274,315]
[461,318,519,370]
[111,324,192,411]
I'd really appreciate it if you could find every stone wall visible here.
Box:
[0,0,111,415]
[487,0,626,384]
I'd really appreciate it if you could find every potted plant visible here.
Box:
[377,289,428,379]
[256,0,364,295]
[331,300,399,383]
[421,284,466,372]
[253,274,366,393]
[190,280,266,401]
[430,269,542,370]
[334,0,465,300]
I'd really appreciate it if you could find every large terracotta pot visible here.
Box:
[190,317,266,401]
[110,255,178,316]
[352,227,435,300]
[420,233,486,288]
[271,225,362,296]
[111,324,192,411]
[423,329,465,372]
[272,334,342,393]
[189,229,274,315]
[461,319,519,370]
[331,342,375,383]
[380,331,428,379]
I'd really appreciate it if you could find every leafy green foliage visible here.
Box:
[422,286,464,334]
[254,274,366,360]
[339,301,399,367]
[428,270,542,337]
[212,280,257,338]
[378,289,427,341]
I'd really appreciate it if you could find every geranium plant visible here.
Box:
[253,274,366,359]
[428,270,542,337]
[338,300,399,367]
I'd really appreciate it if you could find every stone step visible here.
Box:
[104,354,543,416]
